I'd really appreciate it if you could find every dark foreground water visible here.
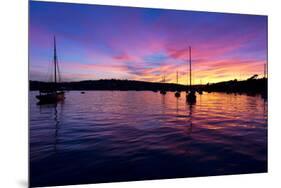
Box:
[29,91,267,187]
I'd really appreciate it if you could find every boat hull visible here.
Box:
[175,91,181,98]
[186,93,196,104]
[36,92,65,104]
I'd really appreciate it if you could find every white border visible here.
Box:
[1,0,281,188]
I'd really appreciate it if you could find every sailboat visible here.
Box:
[160,75,167,95]
[36,36,65,104]
[175,71,181,98]
[197,80,203,95]
[186,46,196,103]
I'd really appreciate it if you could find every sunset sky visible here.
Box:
[29,1,267,84]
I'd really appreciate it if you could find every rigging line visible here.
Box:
[55,38,62,83]
[57,57,62,83]
[46,55,53,82]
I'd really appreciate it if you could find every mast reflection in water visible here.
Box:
[30,91,267,187]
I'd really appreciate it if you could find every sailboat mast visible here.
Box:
[54,36,57,84]
[189,46,192,90]
[263,64,266,78]
[176,71,178,84]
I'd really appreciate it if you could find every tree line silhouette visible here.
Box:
[30,77,267,96]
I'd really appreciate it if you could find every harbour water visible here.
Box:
[29,91,267,187]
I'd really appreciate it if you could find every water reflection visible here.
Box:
[187,103,193,134]
[30,91,267,187]
[54,105,59,151]
[37,102,64,153]
[176,97,179,114]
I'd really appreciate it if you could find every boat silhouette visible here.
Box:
[186,46,196,104]
[36,36,65,104]
[175,71,181,98]
[160,75,167,95]
[197,80,203,95]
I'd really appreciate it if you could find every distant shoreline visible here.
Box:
[30,79,187,92]
[29,78,267,96]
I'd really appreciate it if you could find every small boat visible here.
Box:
[160,75,167,95]
[186,46,196,104]
[174,71,181,98]
[175,91,180,97]
[197,80,203,95]
[36,36,65,104]
[187,90,196,104]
